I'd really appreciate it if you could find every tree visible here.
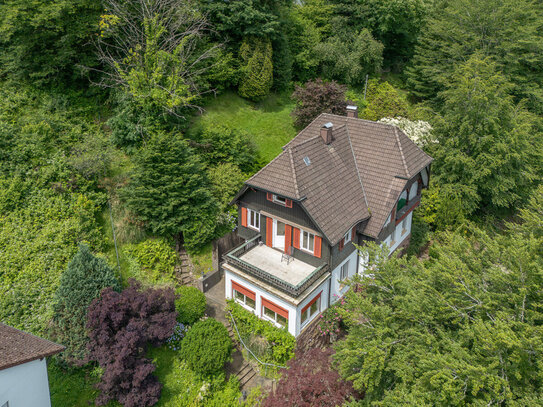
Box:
[335,219,543,405]
[179,318,232,376]
[238,37,274,101]
[362,80,409,120]
[313,29,383,86]
[122,133,219,251]
[291,78,347,128]
[94,0,219,116]
[263,347,359,406]
[51,245,120,365]
[86,279,177,407]
[406,0,543,112]
[432,56,542,214]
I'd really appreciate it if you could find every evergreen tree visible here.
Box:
[238,37,274,101]
[51,244,120,365]
[122,133,219,251]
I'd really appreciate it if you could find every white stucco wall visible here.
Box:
[330,250,359,304]
[0,358,52,407]
[296,278,330,335]
[382,211,413,255]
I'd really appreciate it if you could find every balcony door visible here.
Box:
[273,219,285,251]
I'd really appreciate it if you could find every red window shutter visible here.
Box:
[241,207,248,227]
[301,291,322,314]
[285,224,292,254]
[266,192,273,201]
[339,238,344,251]
[232,281,256,300]
[266,217,273,247]
[285,199,293,208]
[293,228,300,249]
[351,227,356,241]
[262,297,289,320]
[314,236,322,258]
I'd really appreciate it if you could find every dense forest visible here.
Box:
[0,0,542,405]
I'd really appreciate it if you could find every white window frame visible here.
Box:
[300,229,315,254]
[247,208,260,231]
[262,305,288,328]
[233,289,256,311]
[401,217,408,236]
[340,260,350,281]
[409,182,418,200]
[344,229,351,244]
[301,296,320,326]
[384,213,392,228]
[272,194,287,206]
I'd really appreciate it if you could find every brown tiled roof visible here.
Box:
[247,113,433,243]
[0,323,64,371]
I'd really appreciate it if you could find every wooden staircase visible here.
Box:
[226,319,257,390]
[175,247,194,286]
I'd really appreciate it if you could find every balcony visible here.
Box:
[224,235,329,298]
[396,194,421,221]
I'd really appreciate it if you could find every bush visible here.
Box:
[238,37,274,101]
[124,238,177,283]
[226,300,295,367]
[179,318,232,377]
[51,244,120,366]
[363,80,409,121]
[86,279,177,406]
[175,286,207,325]
[291,78,347,128]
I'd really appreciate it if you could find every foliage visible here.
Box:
[263,348,358,406]
[317,300,345,339]
[378,116,435,147]
[175,286,207,325]
[227,300,296,367]
[179,318,232,377]
[419,186,466,231]
[208,163,246,212]
[51,244,120,366]
[48,360,101,407]
[314,29,384,86]
[336,216,543,405]
[291,78,347,128]
[192,123,258,172]
[165,322,188,351]
[96,0,218,116]
[432,56,542,214]
[406,0,543,112]
[0,0,102,86]
[271,33,293,91]
[122,133,219,250]
[362,80,409,121]
[124,238,177,284]
[238,37,274,101]
[405,209,430,257]
[86,279,177,406]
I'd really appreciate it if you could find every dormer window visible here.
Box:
[344,230,351,244]
[266,192,293,208]
[273,194,287,205]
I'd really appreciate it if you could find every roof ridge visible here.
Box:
[288,148,300,199]
[345,124,370,213]
[290,134,321,150]
[393,126,410,178]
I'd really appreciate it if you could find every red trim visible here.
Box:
[339,238,344,251]
[293,228,300,249]
[266,217,273,247]
[262,297,289,320]
[351,227,356,241]
[301,291,321,314]
[396,201,419,225]
[285,199,293,208]
[266,192,273,201]
[285,224,292,254]
[314,236,322,258]
[241,207,248,227]
[232,281,255,300]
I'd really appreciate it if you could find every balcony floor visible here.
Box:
[239,244,316,287]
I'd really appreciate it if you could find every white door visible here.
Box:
[273,219,285,250]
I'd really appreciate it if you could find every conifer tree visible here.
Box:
[238,37,274,101]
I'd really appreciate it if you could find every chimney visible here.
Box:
[320,122,333,144]
[346,105,358,118]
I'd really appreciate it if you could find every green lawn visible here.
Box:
[190,92,298,163]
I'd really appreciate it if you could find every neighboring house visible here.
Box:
[223,106,432,337]
[0,323,64,407]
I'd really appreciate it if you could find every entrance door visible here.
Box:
[273,219,285,251]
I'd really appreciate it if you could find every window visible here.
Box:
[340,260,350,281]
[301,230,315,253]
[344,229,351,244]
[232,282,256,311]
[247,208,260,231]
[397,190,407,211]
[409,182,418,200]
[273,194,287,205]
[301,294,321,325]
[401,218,407,235]
[262,298,288,328]
[384,213,391,228]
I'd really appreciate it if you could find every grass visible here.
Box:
[190,242,213,277]
[190,92,298,163]
[48,361,105,407]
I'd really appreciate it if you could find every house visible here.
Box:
[0,323,64,407]
[223,106,432,337]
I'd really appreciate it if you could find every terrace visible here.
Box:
[224,235,329,298]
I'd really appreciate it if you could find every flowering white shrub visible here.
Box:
[379,116,436,147]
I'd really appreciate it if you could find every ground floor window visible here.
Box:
[301,292,321,325]
[232,281,256,310]
[262,298,288,328]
